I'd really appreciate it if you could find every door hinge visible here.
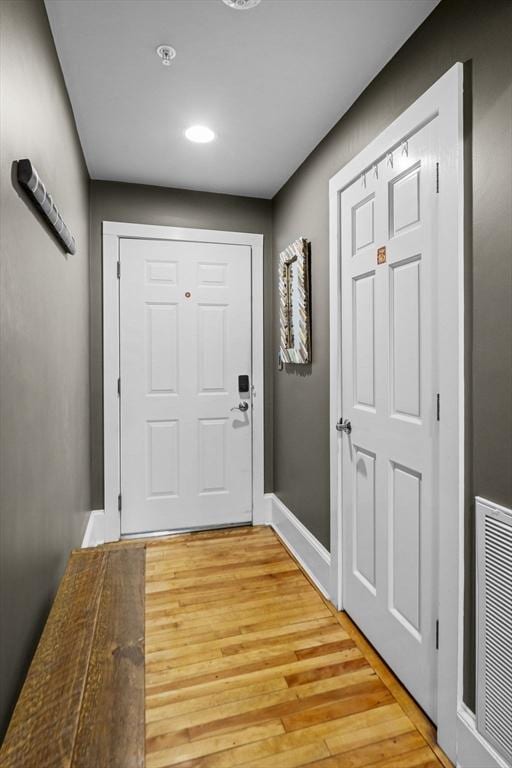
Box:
[435,619,439,650]
[436,393,440,422]
[117,261,121,279]
[435,162,439,193]
[117,377,121,397]
[118,493,122,512]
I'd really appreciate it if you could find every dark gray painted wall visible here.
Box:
[272,0,512,707]
[89,181,273,509]
[0,0,91,737]
[273,0,512,548]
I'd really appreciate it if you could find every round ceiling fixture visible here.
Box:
[222,0,261,9]
[185,125,216,143]
[156,45,176,66]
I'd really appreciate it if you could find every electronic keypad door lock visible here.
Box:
[336,418,352,434]
[232,375,250,413]
[238,375,250,395]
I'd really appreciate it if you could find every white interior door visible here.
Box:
[340,119,439,719]
[119,238,252,535]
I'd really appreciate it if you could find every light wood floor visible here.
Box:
[144,526,451,768]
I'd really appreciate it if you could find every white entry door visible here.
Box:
[119,237,252,535]
[340,119,439,719]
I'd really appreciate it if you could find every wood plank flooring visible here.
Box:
[145,526,449,768]
[0,547,145,768]
[1,524,451,767]
[72,547,145,767]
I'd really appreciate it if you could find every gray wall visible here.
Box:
[89,181,273,509]
[272,0,512,707]
[0,0,91,737]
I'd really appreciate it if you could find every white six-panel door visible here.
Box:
[340,119,439,719]
[119,238,252,535]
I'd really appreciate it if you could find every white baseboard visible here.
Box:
[261,492,273,525]
[252,493,273,526]
[81,510,106,548]
[263,493,331,599]
[456,705,509,768]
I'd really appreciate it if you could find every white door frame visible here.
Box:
[102,221,265,542]
[329,63,464,761]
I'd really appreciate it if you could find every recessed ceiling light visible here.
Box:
[222,0,261,9]
[156,45,176,66]
[185,125,216,144]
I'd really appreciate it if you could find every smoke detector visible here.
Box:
[156,45,176,66]
[222,0,261,9]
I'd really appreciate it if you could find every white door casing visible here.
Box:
[329,63,463,761]
[103,223,265,541]
[119,238,252,535]
[340,119,438,720]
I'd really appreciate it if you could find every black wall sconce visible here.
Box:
[17,159,76,254]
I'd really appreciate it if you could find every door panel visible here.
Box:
[147,303,179,393]
[353,274,376,409]
[120,238,252,535]
[390,462,421,632]
[198,305,227,392]
[353,446,376,591]
[390,164,421,235]
[353,195,375,253]
[390,257,421,418]
[198,418,228,494]
[147,420,179,497]
[340,119,438,720]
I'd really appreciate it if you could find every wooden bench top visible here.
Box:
[0,546,145,768]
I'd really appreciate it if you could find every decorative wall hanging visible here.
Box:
[279,237,311,364]
[17,159,76,254]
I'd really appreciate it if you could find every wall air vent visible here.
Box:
[476,497,512,765]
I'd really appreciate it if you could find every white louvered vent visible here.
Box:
[476,498,512,765]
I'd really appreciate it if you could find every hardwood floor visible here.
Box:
[144,526,450,768]
[1,524,452,767]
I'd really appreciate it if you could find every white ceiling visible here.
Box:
[45,0,439,199]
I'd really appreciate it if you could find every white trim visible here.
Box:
[456,704,509,768]
[265,493,331,598]
[329,63,464,762]
[329,169,343,609]
[262,492,274,526]
[103,232,121,541]
[81,510,105,548]
[102,222,265,541]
